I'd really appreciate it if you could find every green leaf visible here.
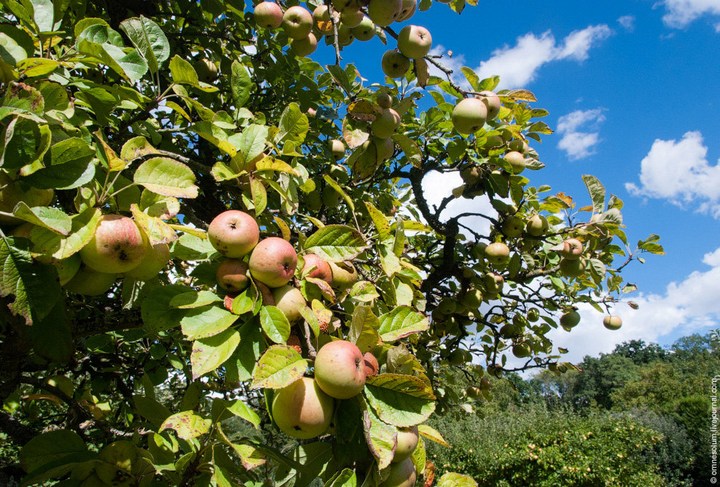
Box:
[120,135,158,161]
[349,281,380,303]
[230,124,268,172]
[304,225,367,262]
[361,400,396,470]
[226,400,262,428]
[250,177,267,214]
[191,328,241,379]
[24,137,96,189]
[251,345,308,389]
[275,102,309,146]
[1,117,50,171]
[141,284,193,333]
[348,305,380,353]
[170,290,222,309]
[20,429,87,473]
[377,306,430,342]
[323,174,354,212]
[134,157,198,198]
[364,202,391,241]
[393,133,422,168]
[364,373,436,427]
[437,472,479,487]
[29,207,101,260]
[226,320,264,383]
[418,424,450,447]
[582,174,606,214]
[11,203,71,235]
[181,305,239,340]
[0,237,62,325]
[3,81,44,114]
[259,305,291,344]
[169,54,199,86]
[119,16,169,74]
[31,0,55,32]
[231,60,252,108]
[0,24,33,66]
[326,468,358,487]
[160,411,211,440]
[460,66,481,92]
[27,298,72,362]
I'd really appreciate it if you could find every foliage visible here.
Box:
[0,0,662,484]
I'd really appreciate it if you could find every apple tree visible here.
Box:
[0,0,662,485]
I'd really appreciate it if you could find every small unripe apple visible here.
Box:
[376,91,393,109]
[340,8,365,27]
[215,258,250,292]
[272,284,306,322]
[125,242,171,281]
[603,315,622,330]
[560,310,581,329]
[380,457,416,487]
[208,210,260,259]
[527,308,540,322]
[254,1,283,29]
[329,139,346,160]
[526,214,549,237]
[504,151,527,174]
[371,108,401,138]
[282,5,313,40]
[329,261,358,289]
[80,215,148,274]
[478,90,501,119]
[291,32,318,56]
[393,426,419,463]
[367,0,402,27]
[560,238,583,260]
[381,50,410,78]
[249,237,298,288]
[302,253,333,283]
[272,377,334,439]
[484,242,510,266]
[363,352,379,377]
[397,25,432,59]
[352,16,376,41]
[335,23,355,46]
[314,340,366,399]
[452,97,488,134]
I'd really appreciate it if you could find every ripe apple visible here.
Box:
[282,5,313,40]
[207,210,260,258]
[376,91,393,109]
[125,242,171,281]
[248,237,298,288]
[0,172,54,225]
[272,284,306,322]
[397,25,432,59]
[291,32,318,56]
[381,50,410,78]
[393,426,419,463]
[340,8,365,28]
[603,315,622,330]
[380,457,416,487]
[215,258,250,292]
[314,339,366,399]
[272,377,334,439]
[79,215,148,274]
[504,151,527,174]
[363,352,379,377]
[329,261,358,289]
[302,253,333,283]
[560,310,581,329]
[329,139,346,160]
[526,214,549,237]
[254,1,283,29]
[367,0,402,27]
[451,97,488,134]
[396,0,417,21]
[194,58,218,83]
[560,238,583,260]
[484,242,510,266]
[64,266,117,296]
[501,215,524,238]
[371,108,401,138]
[478,90,501,119]
[352,16,376,41]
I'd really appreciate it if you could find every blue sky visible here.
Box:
[313,0,720,361]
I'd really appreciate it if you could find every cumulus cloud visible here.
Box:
[661,0,720,28]
[556,109,606,160]
[549,246,720,363]
[475,25,612,88]
[618,15,636,31]
[626,131,720,217]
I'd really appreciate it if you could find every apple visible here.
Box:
[207,210,260,258]
[380,457,416,487]
[272,284,306,322]
[194,58,218,83]
[254,1,283,29]
[527,308,540,322]
[376,91,393,109]
[504,151,527,174]
[272,377,334,439]
[451,97,488,134]
[329,164,350,183]
[603,315,622,330]
[79,215,148,274]
[559,258,585,278]
[64,266,117,296]
[291,32,318,56]
[367,0,402,27]
[335,23,354,46]
[55,254,82,286]
[393,426,419,463]
[332,0,359,11]
[371,108,401,138]
[397,25,432,59]
[352,16,376,41]
[125,242,171,281]
[282,5,313,40]
[313,339,366,399]
[256,281,276,306]
[461,165,482,186]
[478,90,501,119]
[396,0,417,21]
[461,288,483,310]
[484,272,504,296]
[560,238,583,260]
[312,5,338,33]
[363,352,379,377]
[0,172,54,225]
[435,297,456,315]
[381,50,410,78]
[467,386,482,398]
[501,215,524,238]
[249,237,298,288]
[215,258,250,292]
[512,342,532,358]
[484,242,510,266]
[329,139,346,160]
[306,191,322,212]
[302,253,333,283]
[340,8,364,28]
[526,214,549,237]
[560,310,581,330]
[329,261,358,289]
[361,136,395,163]
[509,138,529,154]
[448,348,470,365]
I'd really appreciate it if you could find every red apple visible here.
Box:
[248,237,298,288]
[272,377,334,439]
[302,253,333,284]
[363,352,379,377]
[560,238,583,260]
[216,258,250,292]
[207,210,260,258]
[253,1,283,29]
[79,214,148,274]
[314,339,366,399]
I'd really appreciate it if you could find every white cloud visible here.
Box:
[626,131,720,217]
[556,109,606,160]
[549,246,720,363]
[475,25,612,88]
[661,0,720,28]
[618,15,636,31]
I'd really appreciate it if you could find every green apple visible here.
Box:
[393,426,419,463]
[248,237,298,288]
[560,310,581,330]
[380,457,416,487]
[314,339,367,399]
[371,108,401,138]
[79,214,148,274]
[504,150,526,174]
[451,97,488,134]
[291,32,318,56]
[329,139,346,160]
[329,261,358,289]
[512,342,532,358]
[559,257,585,278]
[272,377,334,439]
[253,1,283,29]
[272,284,306,322]
[352,16,376,41]
[381,50,410,78]
[396,0,417,21]
[55,254,82,286]
[478,90,501,119]
[208,210,260,258]
[397,25,432,59]
[376,91,393,109]
[312,5,337,33]
[525,214,548,237]
[125,242,171,281]
[501,215,524,238]
[367,0,402,27]
[194,58,218,83]
[484,242,510,266]
[340,8,365,28]
[603,315,622,330]
[64,266,117,296]
[282,5,313,40]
